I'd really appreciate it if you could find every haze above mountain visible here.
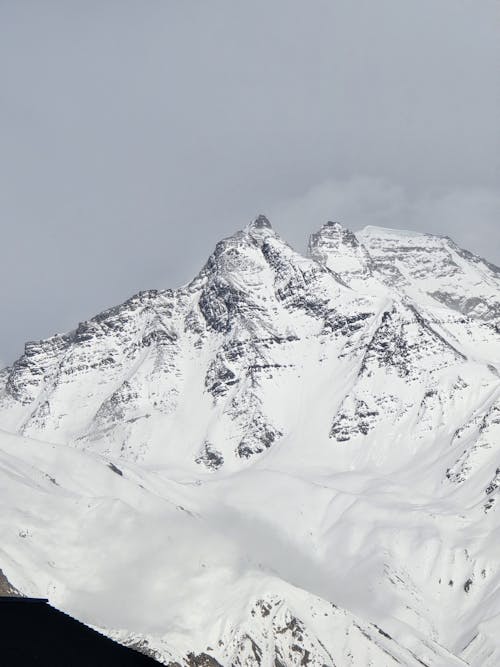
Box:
[1,0,498,364]
[1,219,499,666]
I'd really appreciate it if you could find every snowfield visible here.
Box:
[1,217,499,666]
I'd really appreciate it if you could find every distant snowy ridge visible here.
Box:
[1,217,499,666]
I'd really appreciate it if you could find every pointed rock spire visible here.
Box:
[246,214,277,245]
[308,221,358,261]
[308,221,371,281]
[250,214,272,230]
[308,221,360,251]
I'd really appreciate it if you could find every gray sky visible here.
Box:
[1,0,499,364]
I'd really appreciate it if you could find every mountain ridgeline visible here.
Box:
[1,218,499,666]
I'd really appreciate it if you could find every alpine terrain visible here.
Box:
[1,217,500,666]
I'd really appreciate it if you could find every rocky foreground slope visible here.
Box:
[1,217,499,666]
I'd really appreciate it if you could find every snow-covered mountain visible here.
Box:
[1,217,499,666]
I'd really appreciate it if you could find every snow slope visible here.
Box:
[1,217,499,665]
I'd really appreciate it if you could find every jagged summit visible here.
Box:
[201,215,277,262]
[317,220,345,230]
[249,213,272,230]
[313,220,345,234]
[308,220,371,281]
[308,220,360,251]
[245,213,279,247]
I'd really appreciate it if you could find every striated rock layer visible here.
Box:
[1,217,499,665]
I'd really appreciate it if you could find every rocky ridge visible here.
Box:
[1,217,499,666]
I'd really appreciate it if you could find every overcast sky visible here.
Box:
[1,0,499,363]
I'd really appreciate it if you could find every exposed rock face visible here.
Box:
[1,218,500,666]
[308,220,373,284]
[357,225,500,324]
[0,217,380,467]
[0,568,22,596]
[195,442,224,470]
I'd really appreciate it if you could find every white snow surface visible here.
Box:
[1,217,499,666]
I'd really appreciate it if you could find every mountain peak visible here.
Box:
[245,214,278,246]
[249,214,272,230]
[1,218,500,667]
[324,220,343,230]
[308,220,360,257]
[310,220,358,244]
[307,221,372,281]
